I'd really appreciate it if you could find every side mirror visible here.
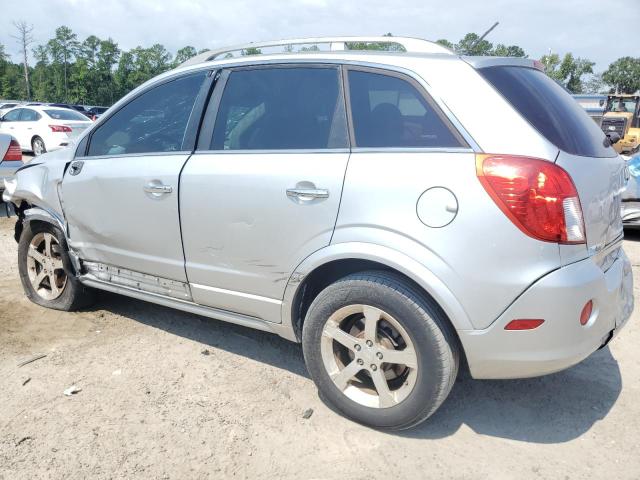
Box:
[599,99,605,107]
[606,132,621,146]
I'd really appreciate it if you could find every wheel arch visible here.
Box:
[282,242,473,342]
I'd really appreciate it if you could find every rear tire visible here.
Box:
[302,271,459,430]
[31,136,46,156]
[18,222,95,311]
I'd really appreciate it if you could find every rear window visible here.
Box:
[45,109,89,121]
[480,66,616,158]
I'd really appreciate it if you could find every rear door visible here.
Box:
[61,71,210,282]
[180,65,349,320]
[479,65,625,259]
[18,108,42,147]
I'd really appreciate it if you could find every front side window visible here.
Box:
[21,109,41,121]
[211,67,347,150]
[87,72,206,156]
[347,70,464,148]
[2,109,22,121]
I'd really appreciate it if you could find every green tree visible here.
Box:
[455,33,493,56]
[174,46,197,66]
[492,44,526,57]
[435,39,454,50]
[241,47,262,56]
[47,26,79,101]
[540,52,594,93]
[31,44,52,101]
[602,57,640,94]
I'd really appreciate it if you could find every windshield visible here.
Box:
[44,109,89,121]
[607,98,638,114]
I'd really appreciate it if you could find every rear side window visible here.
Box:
[480,66,616,158]
[211,67,347,150]
[347,70,465,148]
[45,109,87,121]
[20,109,41,121]
[87,72,205,156]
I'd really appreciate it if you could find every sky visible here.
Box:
[0,0,638,72]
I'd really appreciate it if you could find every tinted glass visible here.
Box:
[3,109,22,121]
[45,109,89,121]
[211,67,347,150]
[348,70,463,148]
[21,109,40,121]
[480,66,616,158]
[88,72,205,156]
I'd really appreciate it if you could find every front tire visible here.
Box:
[18,222,95,311]
[31,136,46,156]
[302,271,459,430]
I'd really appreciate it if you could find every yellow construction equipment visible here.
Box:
[601,94,640,154]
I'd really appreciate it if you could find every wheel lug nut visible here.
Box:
[370,364,377,371]
[354,344,361,351]
[357,358,364,365]
[376,352,383,360]
[366,340,373,347]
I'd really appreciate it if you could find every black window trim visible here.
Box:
[342,65,470,150]
[195,63,351,153]
[76,69,215,159]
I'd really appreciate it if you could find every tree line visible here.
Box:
[0,25,639,108]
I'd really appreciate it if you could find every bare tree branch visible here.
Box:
[11,20,34,100]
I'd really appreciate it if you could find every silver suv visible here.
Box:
[2,37,633,430]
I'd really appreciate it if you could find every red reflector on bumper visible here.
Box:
[504,319,545,330]
[580,300,593,326]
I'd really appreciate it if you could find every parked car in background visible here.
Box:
[0,102,21,117]
[2,36,633,430]
[0,105,92,155]
[86,106,108,121]
[622,152,640,228]
[0,133,25,216]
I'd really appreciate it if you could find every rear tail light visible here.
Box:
[476,154,586,244]
[49,125,72,133]
[3,139,22,161]
[504,319,545,330]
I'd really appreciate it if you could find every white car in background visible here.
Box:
[0,102,21,117]
[0,106,92,155]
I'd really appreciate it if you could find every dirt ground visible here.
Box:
[0,215,639,480]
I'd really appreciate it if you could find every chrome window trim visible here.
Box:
[193,148,351,155]
[350,147,475,154]
[75,150,191,161]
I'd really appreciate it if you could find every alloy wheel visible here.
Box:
[320,304,418,408]
[26,232,67,300]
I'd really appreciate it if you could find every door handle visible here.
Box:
[286,188,329,199]
[144,184,173,194]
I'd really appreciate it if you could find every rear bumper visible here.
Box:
[459,248,633,379]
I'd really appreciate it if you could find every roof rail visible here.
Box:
[179,36,453,68]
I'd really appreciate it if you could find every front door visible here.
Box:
[61,71,208,282]
[0,108,27,148]
[180,65,350,320]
